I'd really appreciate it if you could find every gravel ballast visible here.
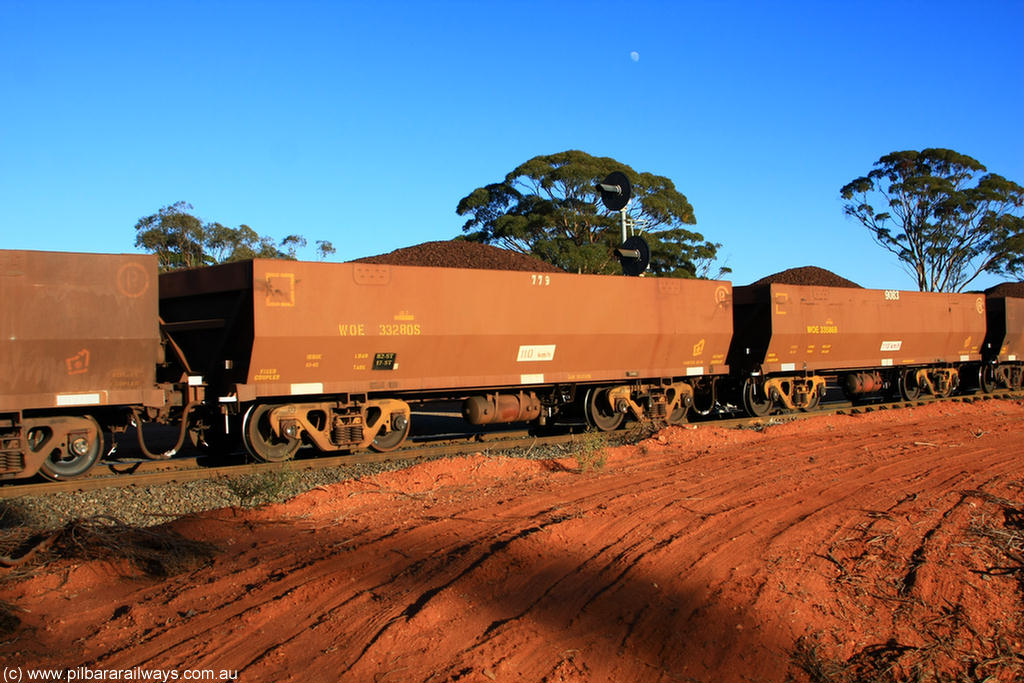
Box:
[0,435,608,536]
[0,459,421,533]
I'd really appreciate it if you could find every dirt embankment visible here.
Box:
[2,400,1023,682]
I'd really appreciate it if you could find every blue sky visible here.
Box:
[2,0,1022,289]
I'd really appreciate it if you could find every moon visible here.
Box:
[630,51,640,62]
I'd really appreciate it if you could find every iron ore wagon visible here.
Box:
[159,260,734,461]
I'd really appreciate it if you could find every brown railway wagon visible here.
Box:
[0,250,163,480]
[981,295,1024,390]
[729,284,987,414]
[160,260,733,459]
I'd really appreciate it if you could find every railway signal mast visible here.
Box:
[597,171,649,276]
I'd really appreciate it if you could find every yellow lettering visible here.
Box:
[378,323,422,336]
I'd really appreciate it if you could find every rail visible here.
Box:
[1,391,1019,500]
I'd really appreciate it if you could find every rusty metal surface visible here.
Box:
[161,261,733,401]
[984,296,1024,362]
[0,250,161,413]
[730,284,987,374]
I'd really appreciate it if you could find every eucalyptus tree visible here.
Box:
[134,202,335,270]
[841,149,1024,292]
[456,150,727,278]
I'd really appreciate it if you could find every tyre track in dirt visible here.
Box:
[2,400,1022,682]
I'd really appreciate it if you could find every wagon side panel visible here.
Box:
[239,261,733,399]
[738,285,985,373]
[0,250,160,412]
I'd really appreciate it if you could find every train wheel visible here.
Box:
[800,385,822,412]
[585,387,624,432]
[933,371,957,399]
[666,401,689,425]
[36,416,104,481]
[742,378,773,417]
[898,370,921,401]
[242,404,301,462]
[979,365,997,394]
[370,413,411,452]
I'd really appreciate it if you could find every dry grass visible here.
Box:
[963,489,1024,592]
[49,515,219,577]
[221,469,299,507]
[0,515,218,638]
[791,629,1024,683]
[2,515,218,579]
[789,488,1024,682]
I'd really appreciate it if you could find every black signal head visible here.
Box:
[596,171,632,212]
[617,235,650,276]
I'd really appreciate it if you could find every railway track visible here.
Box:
[0,427,555,499]
[1,391,1018,500]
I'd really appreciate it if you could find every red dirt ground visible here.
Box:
[2,400,1023,682]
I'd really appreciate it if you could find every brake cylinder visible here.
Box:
[462,392,542,425]
[844,371,884,395]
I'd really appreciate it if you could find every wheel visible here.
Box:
[899,370,921,401]
[242,404,301,462]
[584,387,624,432]
[742,378,773,417]
[370,412,411,452]
[933,371,957,398]
[35,416,103,481]
[979,365,997,394]
[800,384,822,412]
[666,400,689,425]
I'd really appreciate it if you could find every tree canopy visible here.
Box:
[840,149,1024,292]
[456,150,727,278]
[134,202,335,271]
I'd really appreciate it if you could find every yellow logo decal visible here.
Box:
[774,292,789,315]
[265,273,295,307]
